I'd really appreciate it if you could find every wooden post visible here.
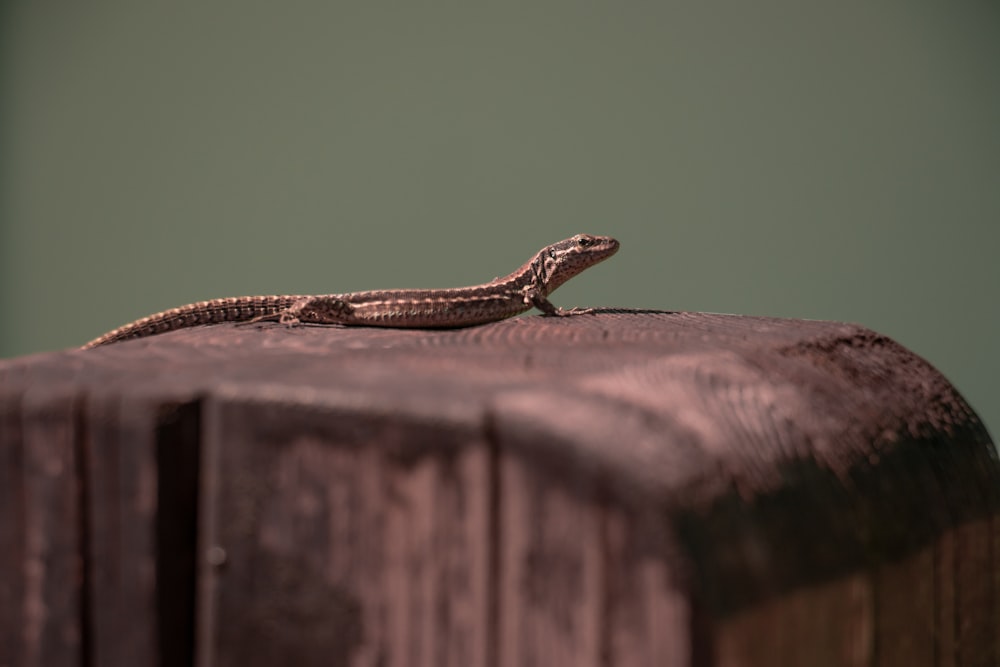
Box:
[1,312,997,666]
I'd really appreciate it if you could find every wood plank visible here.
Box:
[603,507,691,667]
[874,545,935,667]
[381,434,490,667]
[82,392,156,666]
[936,528,957,667]
[14,389,83,667]
[715,574,872,667]
[82,393,184,667]
[0,389,27,667]
[197,396,491,667]
[950,518,996,667]
[497,450,605,667]
[931,518,1000,667]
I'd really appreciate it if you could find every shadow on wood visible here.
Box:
[1,311,997,666]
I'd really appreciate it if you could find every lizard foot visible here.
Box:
[278,310,302,326]
[552,307,595,316]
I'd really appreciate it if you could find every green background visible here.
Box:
[2,2,997,437]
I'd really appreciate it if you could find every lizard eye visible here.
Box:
[576,235,593,247]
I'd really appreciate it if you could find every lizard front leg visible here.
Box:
[523,287,593,317]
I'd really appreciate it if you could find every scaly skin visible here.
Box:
[83,234,620,348]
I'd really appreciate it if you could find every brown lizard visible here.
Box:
[83,234,620,348]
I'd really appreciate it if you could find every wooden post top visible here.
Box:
[10,310,989,483]
[2,311,996,665]
[8,310,994,591]
[8,312,996,508]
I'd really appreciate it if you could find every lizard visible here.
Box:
[83,233,620,348]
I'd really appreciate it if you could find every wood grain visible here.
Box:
[0,389,83,667]
[81,393,159,666]
[0,311,996,666]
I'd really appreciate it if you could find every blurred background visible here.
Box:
[1,1,997,435]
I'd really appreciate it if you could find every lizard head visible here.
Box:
[536,234,620,294]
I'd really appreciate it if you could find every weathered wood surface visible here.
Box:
[0,311,997,667]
